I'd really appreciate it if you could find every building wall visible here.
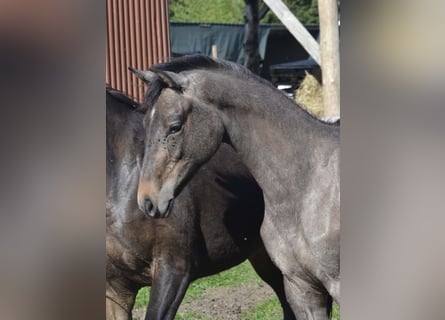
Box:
[106,0,171,102]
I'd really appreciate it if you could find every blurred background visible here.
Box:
[1,0,444,319]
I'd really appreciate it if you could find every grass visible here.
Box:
[332,303,340,320]
[175,313,214,320]
[134,261,260,309]
[134,287,150,309]
[242,298,340,320]
[242,297,283,319]
[183,260,262,301]
[134,261,340,319]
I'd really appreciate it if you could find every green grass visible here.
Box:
[135,261,260,308]
[134,287,150,309]
[183,261,262,301]
[243,299,340,320]
[242,297,283,320]
[332,303,340,320]
[174,312,214,320]
[134,261,340,319]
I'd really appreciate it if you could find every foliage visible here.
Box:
[261,0,319,25]
[169,0,320,25]
[169,0,244,23]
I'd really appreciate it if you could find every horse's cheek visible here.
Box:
[167,136,182,159]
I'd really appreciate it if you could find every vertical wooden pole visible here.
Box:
[318,0,340,119]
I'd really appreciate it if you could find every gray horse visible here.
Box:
[106,88,295,320]
[131,55,340,320]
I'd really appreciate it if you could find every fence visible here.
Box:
[106,0,171,102]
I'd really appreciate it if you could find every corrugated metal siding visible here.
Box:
[106,0,171,102]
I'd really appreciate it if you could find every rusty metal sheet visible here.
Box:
[106,0,171,102]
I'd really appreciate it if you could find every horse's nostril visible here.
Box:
[144,198,154,215]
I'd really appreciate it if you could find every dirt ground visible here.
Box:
[132,282,275,320]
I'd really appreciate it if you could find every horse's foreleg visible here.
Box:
[248,246,296,320]
[106,281,137,320]
[144,258,191,320]
[283,275,332,320]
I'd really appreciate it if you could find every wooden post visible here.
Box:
[318,0,340,119]
[211,44,218,59]
[262,0,320,64]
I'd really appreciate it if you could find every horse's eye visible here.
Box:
[168,123,182,135]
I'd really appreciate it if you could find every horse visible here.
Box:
[130,54,340,320]
[106,88,296,320]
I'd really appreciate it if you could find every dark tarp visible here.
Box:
[170,22,320,81]
[170,22,272,65]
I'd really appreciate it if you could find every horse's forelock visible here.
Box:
[139,78,166,113]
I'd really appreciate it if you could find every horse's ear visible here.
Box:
[128,67,157,83]
[149,68,188,90]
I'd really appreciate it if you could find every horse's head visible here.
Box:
[130,67,225,218]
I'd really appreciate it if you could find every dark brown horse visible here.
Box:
[131,55,340,320]
[106,88,295,320]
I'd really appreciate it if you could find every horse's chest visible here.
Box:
[106,233,154,285]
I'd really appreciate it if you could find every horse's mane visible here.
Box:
[140,54,275,111]
[154,54,274,87]
[140,55,340,126]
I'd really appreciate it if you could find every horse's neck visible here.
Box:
[107,107,143,223]
[202,73,338,197]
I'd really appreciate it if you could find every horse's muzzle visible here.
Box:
[139,198,158,218]
[139,197,173,218]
